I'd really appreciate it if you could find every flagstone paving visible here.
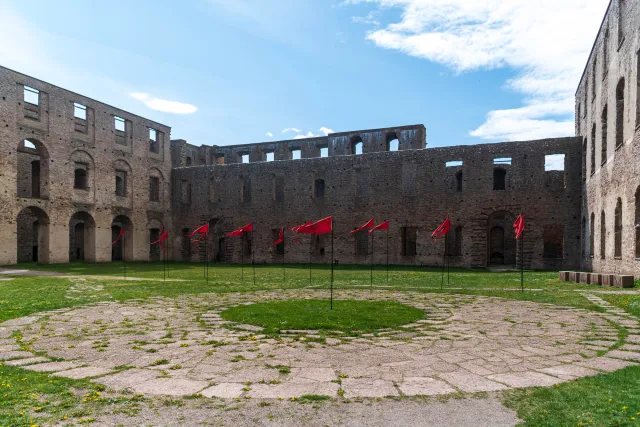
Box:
[1,289,639,400]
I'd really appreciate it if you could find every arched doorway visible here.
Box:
[111,215,133,261]
[69,211,96,262]
[16,206,49,263]
[487,211,516,266]
[202,218,227,263]
[148,219,164,262]
[16,139,49,199]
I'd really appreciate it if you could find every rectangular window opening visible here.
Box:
[266,152,275,162]
[114,116,125,132]
[292,149,301,160]
[544,154,565,171]
[320,147,328,158]
[24,86,39,105]
[74,103,86,120]
[446,160,463,167]
[241,154,249,164]
[493,157,512,165]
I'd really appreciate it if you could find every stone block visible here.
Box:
[558,271,570,281]
[601,274,614,287]
[568,272,577,282]
[579,272,591,284]
[613,275,634,288]
[591,273,603,286]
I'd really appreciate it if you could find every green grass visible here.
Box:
[0,362,144,426]
[599,294,640,317]
[220,299,425,334]
[504,366,640,426]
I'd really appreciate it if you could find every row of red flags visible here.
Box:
[114,214,526,247]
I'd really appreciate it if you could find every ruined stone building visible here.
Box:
[0,0,638,275]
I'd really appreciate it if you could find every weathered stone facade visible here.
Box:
[0,0,638,274]
[576,0,640,276]
[0,66,172,264]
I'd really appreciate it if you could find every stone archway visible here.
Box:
[148,218,164,262]
[487,211,516,266]
[17,139,49,199]
[111,215,133,261]
[69,211,96,262]
[16,206,49,263]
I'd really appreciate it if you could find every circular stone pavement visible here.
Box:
[2,290,640,399]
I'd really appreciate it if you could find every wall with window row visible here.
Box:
[0,66,173,264]
[171,136,582,269]
[576,0,640,275]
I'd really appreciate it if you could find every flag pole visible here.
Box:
[252,231,256,287]
[386,227,389,281]
[241,235,244,281]
[123,231,126,280]
[309,238,312,286]
[521,228,524,292]
[282,233,286,283]
[163,244,166,282]
[447,240,450,285]
[205,231,209,284]
[167,235,170,278]
[330,227,334,310]
[441,233,446,290]
[370,230,374,290]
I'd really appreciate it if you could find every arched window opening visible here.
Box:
[455,171,463,192]
[386,133,399,151]
[115,172,127,197]
[601,105,608,165]
[493,168,506,191]
[603,27,610,76]
[590,124,596,175]
[600,211,606,260]
[185,156,192,166]
[350,136,363,155]
[614,198,622,258]
[314,178,325,199]
[582,138,587,181]
[74,167,87,189]
[590,212,595,257]
[616,78,625,149]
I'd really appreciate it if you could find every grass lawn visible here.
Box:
[504,366,640,426]
[599,293,640,317]
[220,299,425,334]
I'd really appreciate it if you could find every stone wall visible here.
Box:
[171,136,582,269]
[0,66,173,264]
[576,0,640,276]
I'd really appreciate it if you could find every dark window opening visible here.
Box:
[582,139,587,181]
[543,225,564,258]
[401,227,417,256]
[590,124,596,175]
[274,175,284,202]
[74,167,87,190]
[355,232,369,256]
[614,198,622,258]
[243,233,252,256]
[241,177,251,203]
[493,168,506,191]
[181,180,191,204]
[601,105,608,165]
[590,212,595,257]
[272,229,284,255]
[149,176,160,202]
[455,171,463,192]
[185,156,192,166]
[115,171,127,197]
[616,78,625,149]
[31,161,41,198]
[600,211,606,259]
[314,178,325,199]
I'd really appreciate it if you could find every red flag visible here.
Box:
[431,218,451,239]
[350,218,374,235]
[189,224,209,237]
[226,222,253,237]
[307,216,333,235]
[514,214,525,240]
[368,220,389,234]
[293,221,314,234]
[290,221,311,232]
[273,227,284,245]
[111,228,125,245]
[151,228,168,247]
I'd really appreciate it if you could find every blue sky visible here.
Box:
[1,0,609,148]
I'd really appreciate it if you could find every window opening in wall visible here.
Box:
[636,187,640,259]
[618,0,625,45]
[273,229,284,255]
[601,105,608,164]
[401,227,417,256]
[31,161,40,198]
[355,232,369,256]
[149,128,158,153]
[314,178,325,199]
[616,78,625,149]
[114,116,125,132]
[590,212,595,257]
[493,168,506,191]
[582,139,587,181]
[544,154,565,171]
[241,154,249,164]
[320,147,328,158]
[243,232,252,256]
[582,217,586,258]
[543,225,564,258]
[266,152,275,162]
[149,176,160,202]
[291,149,301,160]
[590,124,596,175]
[241,177,251,203]
[115,171,127,197]
[493,157,512,165]
[351,136,363,155]
[74,103,86,120]
[216,154,225,165]
[603,27,609,77]
[455,171,463,192]
[592,55,597,99]
[24,86,39,105]
[23,140,36,149]
[386,133,399,151]
[614,198,622,258]
[74,166,87,190]
[600,211,606,259]
[446,161,463,167]
[637,52,640,127]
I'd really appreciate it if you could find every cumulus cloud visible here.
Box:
[282,127,301,133]
[349,0,608,141]
[130,92,198,115]
[294,131,319,139]
[352,11,380,26]
[265,132,273,137]
[319,127,334,135]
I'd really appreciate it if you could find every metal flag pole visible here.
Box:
[123,231,127,280]
[447,240,450,285]
[282,234,286,283]
[241,235,244,281]
[386,227,389,281]
[440,233,447,290]
[252,231,256,287]
[167,236,170,278]
[330,228,334,310]
[163,244,166,282]
[205,232,209,284]
[370,231,374,290]
[309,238,312,286]
[521,229,524,292]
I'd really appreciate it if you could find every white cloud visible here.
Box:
[265,132,273,137]
[282,127,301,133]
[319,127,334,135]
[294,131,319,139]
[349,0,608,141]
[130,92,198,115]
[352,11,380,26]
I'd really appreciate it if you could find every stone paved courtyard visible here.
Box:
[1,290,639,400]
